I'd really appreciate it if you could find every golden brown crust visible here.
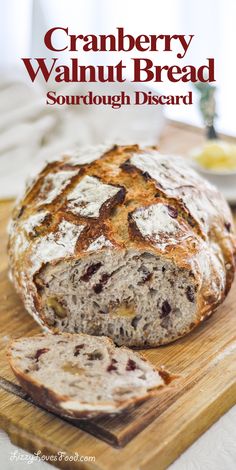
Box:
[8,145,236,343]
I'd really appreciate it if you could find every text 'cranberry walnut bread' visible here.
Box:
[7,333,174,419]
[8,145,236,347]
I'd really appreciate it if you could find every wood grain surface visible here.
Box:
[0,122,236,470]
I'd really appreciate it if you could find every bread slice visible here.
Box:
[7,333,174,419]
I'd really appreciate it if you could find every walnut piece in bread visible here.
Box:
[7,333,174,419]
[8,145,236,347]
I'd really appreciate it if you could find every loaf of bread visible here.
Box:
[8,145,236,347]
[7,333,173,418]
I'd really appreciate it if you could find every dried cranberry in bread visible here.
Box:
[7,333,173,419]
[8,145,236,347]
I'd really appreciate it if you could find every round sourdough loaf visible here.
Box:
[8,145,236,347]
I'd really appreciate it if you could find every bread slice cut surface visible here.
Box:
[8,333,173,419]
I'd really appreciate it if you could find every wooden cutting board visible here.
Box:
[0,122,236,470]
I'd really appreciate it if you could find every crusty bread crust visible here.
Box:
[8,145,236,346]
[7,333,175,419]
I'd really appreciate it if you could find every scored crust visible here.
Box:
[7,333,174,419]
[8,145,236,347]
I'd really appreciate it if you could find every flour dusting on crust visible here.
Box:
[63,144,113,165]
[196,242,226,297]
[37,170,78,206]
[130,151,221,235]
[180,189,217,234]
[130,152,205,191]
[13,231,29,254]
[131,203,190,250]
[66,175,121,218]
[29,220,85,275]
[87,235,113,252]
[23,211,49,235]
